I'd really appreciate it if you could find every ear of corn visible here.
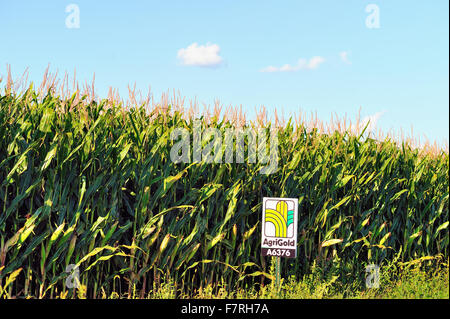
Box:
[0,83,448,298]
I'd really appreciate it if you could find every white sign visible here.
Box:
[261,197,298,258]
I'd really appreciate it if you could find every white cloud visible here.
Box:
[177,43,223,67]
[307,56,325,69]
[260,56,325,72]
[352,111,385,133]
[339,51,351,64]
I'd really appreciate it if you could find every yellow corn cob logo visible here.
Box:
[264,200,294,238]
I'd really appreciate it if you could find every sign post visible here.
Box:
[275,255,281,292]
[261,197,298,292]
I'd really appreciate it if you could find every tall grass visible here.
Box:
[0,72,448,298]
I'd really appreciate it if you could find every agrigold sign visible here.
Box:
[261,197,298,258]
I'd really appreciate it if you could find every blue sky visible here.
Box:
[0,1,448,145]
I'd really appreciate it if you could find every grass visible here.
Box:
[18,256,445,299]
[0,69,448,299]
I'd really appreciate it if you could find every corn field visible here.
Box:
[0,81,448,298]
